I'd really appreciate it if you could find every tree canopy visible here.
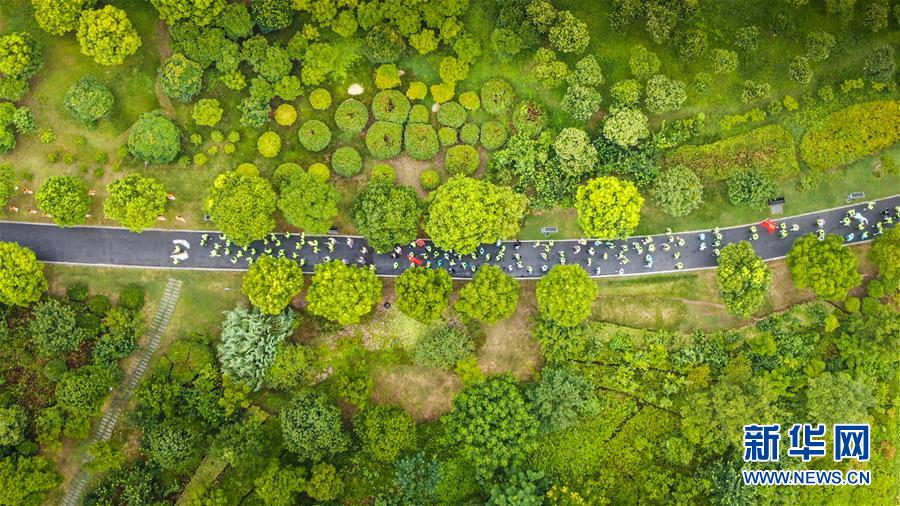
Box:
[306,261,382,325]
[104,174,167,232]
[787,234,861,300]
[242,255,304,315]
[277,170,340,234]
[395,266,452,322]
[716,241,772,317]
[35,175,90,227]
[0,242,46,307]
[205,170,276,246]
[575,176,644,238]
[76,6,142,66]
[455,264,520,323]
[217,306,296,391]
[281,389,349,461]
[127,111,181,164]
[351,181,422,253]
[536,265,597,327]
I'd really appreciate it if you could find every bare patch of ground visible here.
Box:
[478,282,542,380]
[372,365,461,421]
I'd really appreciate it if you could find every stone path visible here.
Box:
[60,279,183,506]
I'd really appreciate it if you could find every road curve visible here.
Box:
[1,195,897,280]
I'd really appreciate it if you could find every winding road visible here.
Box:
[1,195,897,279]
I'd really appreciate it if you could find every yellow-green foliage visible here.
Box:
[666,124,798,181]
[800,100,900,172]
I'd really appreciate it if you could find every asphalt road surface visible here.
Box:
[1,194,897,279]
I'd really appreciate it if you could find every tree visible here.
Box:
[562,84,602,121]
[455,265,520,323]
[351,182,421,253]
[77,6,141,66]
[33,0,96,35]
[0,32,43,79]
[104,174,167,232]
[787,234,862,300]
[711,48,738,74]
[205,170,276,246]
[159,53,203,102]
[0,242,47,307]
[395,267,452,322]
[629,45,660,80]
[127,111,180,164]
[254,460,307,505]
[191,98,222,127]
[30,298,88,356]
[63,75,113,125]
[144,421,201,471]
[645,74,686,114]
[218,306,296,390]
[306,261,382,325]
[716,242,772,317]
[868,226,899,291]
[806,372,875,423]
[863,44,895,82]
[575,176,643,238]
[443,375,539,479]
[0,405,27,447]
[280,389,349,461]
[535,265,597,327]
[150,0,225,27]
[602,107,649,148]
[549,11,589,53]
[307,463,344,501]
[788,56,812,84]
[0,456,61,506]
[36,175,90,227]
[242,256,304,315]
[726,168,776,208]
[354,405,417,462]
[806,31,836,62]
[424,176,527,254]
[553,128,597,177]
[277,170,340,234]
[250,0,292,33]
[413,324,476,369]
[649,165,702,217]
[444,144,480,175]
[527,366,599,433]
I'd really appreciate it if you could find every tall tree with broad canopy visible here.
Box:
[33,0,98,36]
[306,261,382,325]
[424,176,527,254]
[150,0,225,27]
[535,264,597,327]
[351,181,422,253]
[395,266,452,322]
[575,176,643,238]
[127,111,181,164]
[242,255,304,315]
[76,5,142,66]
[277,170,340,234]
[455,264,520,323]
[217,306,296,391]
[205,170,276,246]
[35,175,90,227]
[787,234,861,300]
[0,242,47,307]
[29,298,88,356]
[104,174,167,232]
[280,389,349,461]
[868,226,899,292]
[716,241,772,317]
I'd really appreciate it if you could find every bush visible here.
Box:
[460,123,479,145]
[645,74,686,114]
[64,75,113,125]
[420,169,441,190]
[438,127,458,147]
[273,163,303,188]
[257,131,282,158]
[331,146,362,177]
[602,107,649,148]
[67,283,89,303]
[650,165,703,217]
[437,102,466,128]
[610,79,642,106]
[87,295,111,316]
[371,163,395,183]
[235,162,259,177]
[536,265,597,327]
[480,78,514,115]
[800,100,900,172]
[274,104,297,126]
[159,53,202,102]
[414,325,475,369]
[480,121,507,150]
[512,101,548,137]
[741,80,771,103]
[788,56,812,84]
[629,45,660,80]
[36,175,90,227]
[118,285,145,310]
[459,91,480,110]
[334,99,369,133]
[127,111,180,164]
[366,121,403,159]
[445,145,479,176]
[408,104,430,123]
[404,123,439,161]
[406,81,427,100]
[308,163,330,182]
[298,120,331,152]
[396,267,452,322]
[309,88,332,110]
[863,44,895,82]
[371,90,411,123]
[726,168,777,208]
[374,64,401,89]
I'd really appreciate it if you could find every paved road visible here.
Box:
[1,195,897,279]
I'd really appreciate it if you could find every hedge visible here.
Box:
[335,99,369,133]
[366,121,403,159]
[298,120,332,152]
[800,100,900,172]
[665,124,799,181]
[332,146,363,177]
[404,123,439,161]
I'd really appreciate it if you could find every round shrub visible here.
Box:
[371,90,410,123]
[127,111,180,165]
[437,101,466,128]
[406,81,427,100]
[274,104,297,126]
[365,121,403,159]
[458,91,480,111]
[65,75,113,125]
[480,78,515,116]
[480,121,507,150]
[512,100,549,137]
[403,123,439,161]
[460,123,479,145]
[308,163,330,182]
[408,104,430,123]
[420,169,441,190]
[257,131,282,158]
[118,285,145,310]
[371,163,396,183]
[309,88,332,110]
[445,145,479,176]
[273,162,303,188]
[331,146,362,177]
[334,99,369,133]
[438,127,458,147]
[235,163,259,177]
[298,120,331,152]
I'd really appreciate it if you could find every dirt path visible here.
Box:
[154,20,177,117]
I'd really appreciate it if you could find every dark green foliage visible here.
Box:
[217,306,296,391]
[365,25,406,63]
[512,101,548,137]
[143,420,200,471]
[413,324,476,369]
[87,294,111,316]
[250,0,292,33]
[366,121,403,159]
[65,75,114,125]
[67,282,89,302]
[863,44,895,82]
[278,170,340,233]
[650,165,702,216]
[726,168,777,208]
[352,181,422,253]
[280,389,349,461]
[127,111,180,164]
[354,405,417,462]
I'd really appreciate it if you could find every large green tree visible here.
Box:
[787,234,861,300]
[0,32,43,79]
[242,255,304,315]
[217,306,295,391]
[76,6,141,66]
[29,298,88,356]
[35,175,90,227]
[395,266,452,322]
[277,170,339,234]
[0,456,61,506]
[159,53,203,102]
[649,165,702,217]
[205,170,276,246]
[353,405,417,462]
[280,389,349,461]
[424,176,527,254]
[716,241,772,317]
[150,0,225,26]
[0,242,47,307]
[64,75,113,125]
[527,366,599,433]
[306,261,382,325]
[575,176,644,238]
[351,181,422,253]
[33,0,97,35]
[103,174,167,232]
[535,265,597,327]
[868,226,899,292]
[127,111,180,164]
[455,264,520,323]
